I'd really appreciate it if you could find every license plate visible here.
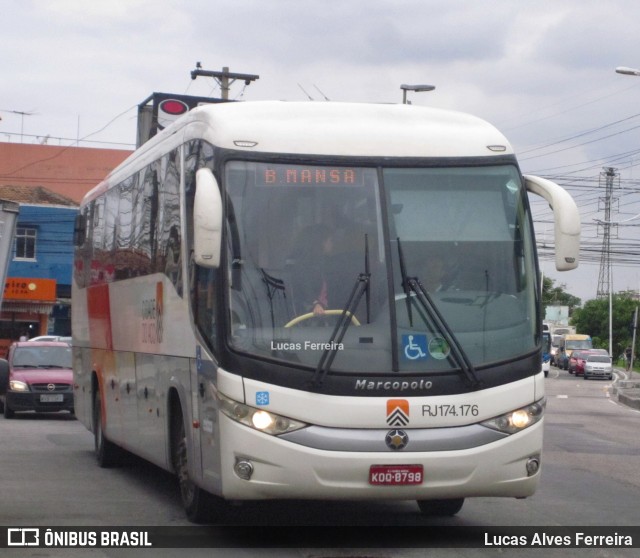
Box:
[369,464,423,485]
[40,394,63,403]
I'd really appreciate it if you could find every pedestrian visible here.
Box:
[625,346,632,370]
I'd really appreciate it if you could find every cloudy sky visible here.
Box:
[3,0,640,305]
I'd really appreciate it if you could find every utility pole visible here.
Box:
[631,307,638,372]
[596,167,618,297]
[596,167,619,355]
[190,63,259,100]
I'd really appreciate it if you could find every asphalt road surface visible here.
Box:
[1,366,639,557]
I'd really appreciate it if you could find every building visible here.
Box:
[0,143,131,354]
[0,185,77,353]
[0,142,131,204]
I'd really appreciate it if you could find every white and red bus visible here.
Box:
[72,101,580,522]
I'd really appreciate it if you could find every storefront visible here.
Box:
[0,278,58,356]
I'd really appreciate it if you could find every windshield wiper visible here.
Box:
[261,268,286,329]
[396,238,482,391]
[309,235,371,390]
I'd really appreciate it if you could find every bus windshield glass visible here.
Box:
[224,161,537,373]
[566,339,592,350]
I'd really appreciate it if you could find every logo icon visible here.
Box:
[256,391,270,406]
[402,334,428,361]
[385,429,409,451]
[386,399,410,426]
[8,528,40,546]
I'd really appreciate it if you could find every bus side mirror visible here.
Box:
[194,168,223,268]
[524,175,580,271]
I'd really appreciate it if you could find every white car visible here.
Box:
[583,354,613,380]
[28,336,72,343]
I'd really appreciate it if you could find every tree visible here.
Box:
[541,277,581,318]
[570,294,638,357]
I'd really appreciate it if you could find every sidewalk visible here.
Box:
[611,368,640,411]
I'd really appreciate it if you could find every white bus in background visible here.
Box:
[72,101,580,522]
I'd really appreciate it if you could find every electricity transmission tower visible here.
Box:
[596,167,619,298]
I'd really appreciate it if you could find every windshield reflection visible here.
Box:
[221,161,537,374]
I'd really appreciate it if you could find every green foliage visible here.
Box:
[541,277,581,317]
[570,294,638,357]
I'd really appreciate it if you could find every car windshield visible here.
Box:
[588,355,611,363]
[13,346,72,368]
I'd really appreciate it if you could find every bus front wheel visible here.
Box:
[417,498,464,516]
[171,408,222,523]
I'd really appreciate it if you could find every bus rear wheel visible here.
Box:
[93,390,121,467]
[417,498,464,516]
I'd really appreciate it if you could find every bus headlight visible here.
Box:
[217,393,307,435]
[481,398,546,435]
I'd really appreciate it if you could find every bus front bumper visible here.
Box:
[215,416,543,501]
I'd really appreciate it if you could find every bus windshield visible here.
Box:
[566,339,592,350]
[224,161,537,374]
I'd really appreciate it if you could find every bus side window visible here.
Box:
[159,149,182,294]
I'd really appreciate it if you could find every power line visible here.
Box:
[0,130,134,148]
[1,104,138,178]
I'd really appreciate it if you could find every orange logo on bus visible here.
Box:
[386,399,410,426]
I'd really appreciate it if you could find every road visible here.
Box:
[1,366,639,557]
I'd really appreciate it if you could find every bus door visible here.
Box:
[194,347,222,492]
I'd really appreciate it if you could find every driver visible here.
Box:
[289,224,336,316]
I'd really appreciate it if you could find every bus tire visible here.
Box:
[93,389,121,467]
[171,407,221,523]
[417,498,464,516]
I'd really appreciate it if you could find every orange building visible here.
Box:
[0,142,132,203]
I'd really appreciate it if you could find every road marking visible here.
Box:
[608,398,640,413]
[557,395,569,399]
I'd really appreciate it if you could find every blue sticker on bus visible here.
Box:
[256,391,270,406]
[402,334,429,361]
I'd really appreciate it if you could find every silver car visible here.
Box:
[583,354,613,380]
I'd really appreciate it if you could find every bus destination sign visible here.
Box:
[257,165,363,187]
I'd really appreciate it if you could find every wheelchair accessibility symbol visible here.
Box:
[402,334,429,361]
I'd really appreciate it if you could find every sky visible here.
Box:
[3,0,640,305]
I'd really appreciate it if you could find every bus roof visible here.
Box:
[84,101,515,204]
[189,101,514,158]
